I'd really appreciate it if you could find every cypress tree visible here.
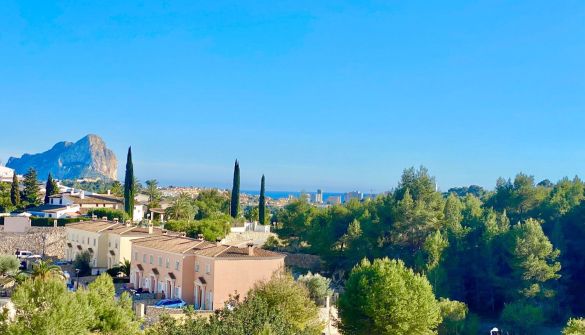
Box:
[259,174,266,224]
[44,173,58,204]
[22,167,40,207]
[10,172,20,207]
[124,147,135,218]
[230,159,240,218]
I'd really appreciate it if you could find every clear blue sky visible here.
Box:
[0,1,584,192]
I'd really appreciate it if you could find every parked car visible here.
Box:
[15,250,33,258]
[154,299,187,308]
[54,260,70,266]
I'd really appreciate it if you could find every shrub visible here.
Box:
[87,208,130,221]
[297,272,332,306]
[73,251,92,276]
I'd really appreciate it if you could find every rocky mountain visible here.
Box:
[7,134,118,180]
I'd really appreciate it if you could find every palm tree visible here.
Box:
[118,259,131,277]
[165,192,197,221]
[31,260,64,281]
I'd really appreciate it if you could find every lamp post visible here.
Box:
[75,268,80,290]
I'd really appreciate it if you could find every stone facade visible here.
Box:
[0,227,66,258]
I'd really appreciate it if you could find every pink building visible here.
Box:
[130,235,285,310]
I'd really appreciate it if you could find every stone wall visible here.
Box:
[282,252,323,272]
[0,227,66,258]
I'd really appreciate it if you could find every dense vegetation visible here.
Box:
[146,272,322,335]
[272,167,585,332]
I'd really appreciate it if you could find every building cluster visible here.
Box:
[25,189,145,222]
[64,218,284,310]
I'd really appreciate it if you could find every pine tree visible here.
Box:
[22,168,40,207]
[259,174,266,224]
[230,160,240,218]
[44,173,58,204]
[10,172,20,207]
[124,147,134,218]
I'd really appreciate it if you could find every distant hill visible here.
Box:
[7,134,118,181]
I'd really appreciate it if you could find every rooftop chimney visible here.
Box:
[92,214,97,220]
[197,234,204,240]
[247,243,255,256]
[125,220,131,227]
[102,216,108,221]
[107,189,111,195]
[179,232,187,237]
[162,230,168,235]
[113,217,119,223]
[148,224,153,235]
[79,191,85,199]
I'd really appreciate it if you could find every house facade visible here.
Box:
[130,235,285,310]
[65,219,165,271]
[50,190,145,222]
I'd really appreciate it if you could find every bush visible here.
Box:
[297,272,332,306]
[86,208,129,221]
[501,301,545,334]
[563,318,585,335]
[438,298,468,335]
[30,217,89,227]
[165,214,231,241]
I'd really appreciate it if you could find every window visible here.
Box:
[195,263,199,272]
[166,258,170,268]
[175,261,180,271]
[134,252,138,261]
[205,264,211,274]
[158,256,162,266]
[115,242,118,249]
[143,254,146,263]
[109,241,111,248]
[93,238,96,246]
[150,255,154,264]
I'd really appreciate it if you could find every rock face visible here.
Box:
[7,134,118,180]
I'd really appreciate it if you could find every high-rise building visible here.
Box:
[314,189,323,204]
[326,195,342,205]
[344,191,363,203]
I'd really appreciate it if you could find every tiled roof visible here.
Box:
[131,235,215,254]
[104,224,165,237]
[192,245,283,259]
[132,235,285,259]
[66,220,118,233]
[50,192,123,205]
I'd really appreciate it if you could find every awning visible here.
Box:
[67,243,72,248]
[109,250,115,256]
[196,276,206,285]
[136,264,144,271]
[77,245,82,250]
[87,248,94,254]
[152,268,159,275]
[168,272,176,280]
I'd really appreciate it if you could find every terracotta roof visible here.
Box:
[131,235,216,254]
[66,220,118,233]
[50,192,123,205]
[104,224,165,237]
[192,245,284,259]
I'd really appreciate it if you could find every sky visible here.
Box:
[0,1,584,192]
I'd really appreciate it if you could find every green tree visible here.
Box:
[44,173,59,204]
[123,147,134,217]
[110,180,123,196]
[230,159,240,218]
[87,208,130,221]
[31,260,64,281]
[259,174,266,224]
[0,181,14,212]
[194,189,230,219]
[22,167,40,207]
[145,179,162,209]
[338,258,441,335]
[563,318,585,335]
[165,192,197,221]
[501,301,544,335]
[504,218,561,301]
[73,251,92,276]
[10,172,20,207]
[118,259,131,277]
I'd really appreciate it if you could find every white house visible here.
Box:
[0,166,14,183]
[25,203,81,219]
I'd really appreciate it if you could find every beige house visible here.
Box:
[131,235,284,310]
[65,220,117,268]
[65,219,166,271]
